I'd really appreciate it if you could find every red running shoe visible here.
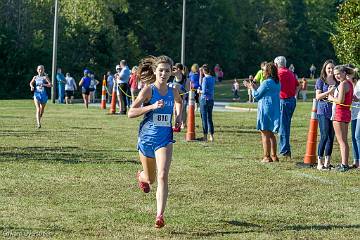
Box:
[155,214,165,228]
[136,171,150,193]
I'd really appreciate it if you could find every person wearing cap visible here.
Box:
[56,68,66,104]
[274,56,299,159]
[79,69,92,108]
[114,60,131,114]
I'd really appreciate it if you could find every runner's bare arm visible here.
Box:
[44,76,52,87]
[29,76,36,90]
[128,85,162,118]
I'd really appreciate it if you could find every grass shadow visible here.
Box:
[0,146,139,164]
[172,221,360,237]
[225,220,261,227]
[0,130,40,137]
[0,225,73,237]
[70,126,102,130]
[217,129,258,134]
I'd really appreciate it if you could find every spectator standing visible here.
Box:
[89,73,99,103]
[232,79,240,101]
[117,60,131,114]
[64,73,77,104]
[247,75,255,103]
[200,64,215,142]
[254,61,267,85]
[171,63,190,129]
[274,56,299,159]
[106,71,114,103]
[299,78,308,102]
[218,67,224,82]
[310,64,316,79]
[314,59,337,170]
[56,68,66,104]
[350,66,360,168]
[328,65,354,172]
[214,64,220,82]
[128,66,139,106]
[189,64,200,110]
[244,62,280,162]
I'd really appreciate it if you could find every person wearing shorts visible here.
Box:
[65,72,77,104]
[79,69,92,108]
[128,55,182,228]
[329,65,354,172]
[29,65,52,128]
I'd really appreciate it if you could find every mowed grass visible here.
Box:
[0,99,360,239]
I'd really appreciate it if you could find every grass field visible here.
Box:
[1,99,360,239]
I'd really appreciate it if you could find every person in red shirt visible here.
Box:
[128,66,139,105]
[274,56,299,159]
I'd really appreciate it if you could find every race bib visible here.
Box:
[153,114,171,127]
[36,85,44,92]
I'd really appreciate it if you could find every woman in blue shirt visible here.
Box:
[128,55,182,228]
[244,62,280,162]
[189,63,200,109]
[199,64,215,142]
[79,69,92,108]
[314,59,337,170]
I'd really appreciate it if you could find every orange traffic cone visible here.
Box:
[100,75,107,109]
[303,99,318,166]
[186,89,195,141]
[109,83,117,114]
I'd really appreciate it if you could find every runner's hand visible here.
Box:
[153,100,164,109]
[174,115,181,128]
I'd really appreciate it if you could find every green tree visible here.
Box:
[331,0,360,66]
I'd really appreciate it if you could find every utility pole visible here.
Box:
[51,0,59,103]
[181,0,186,65]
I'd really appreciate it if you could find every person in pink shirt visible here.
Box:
[274,56,299,159]
[128,66,139,105]
[218,67,224,82]
[214,64,220,82]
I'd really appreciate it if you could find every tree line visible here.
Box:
[0,0,358,99]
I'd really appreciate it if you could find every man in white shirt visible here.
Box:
[65,73,77,104]
[115,60,131,114]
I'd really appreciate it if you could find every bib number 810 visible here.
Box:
[153,114,171,127]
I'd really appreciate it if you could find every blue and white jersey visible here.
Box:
[138,85,174,144]
[33,75,48,104]
[34,75,47,93]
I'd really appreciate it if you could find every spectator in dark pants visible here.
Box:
[274,56,299,159]
[199,64,215,142]
[116,60,131,114]
[106,71,114,103]
[315,59,337,170]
